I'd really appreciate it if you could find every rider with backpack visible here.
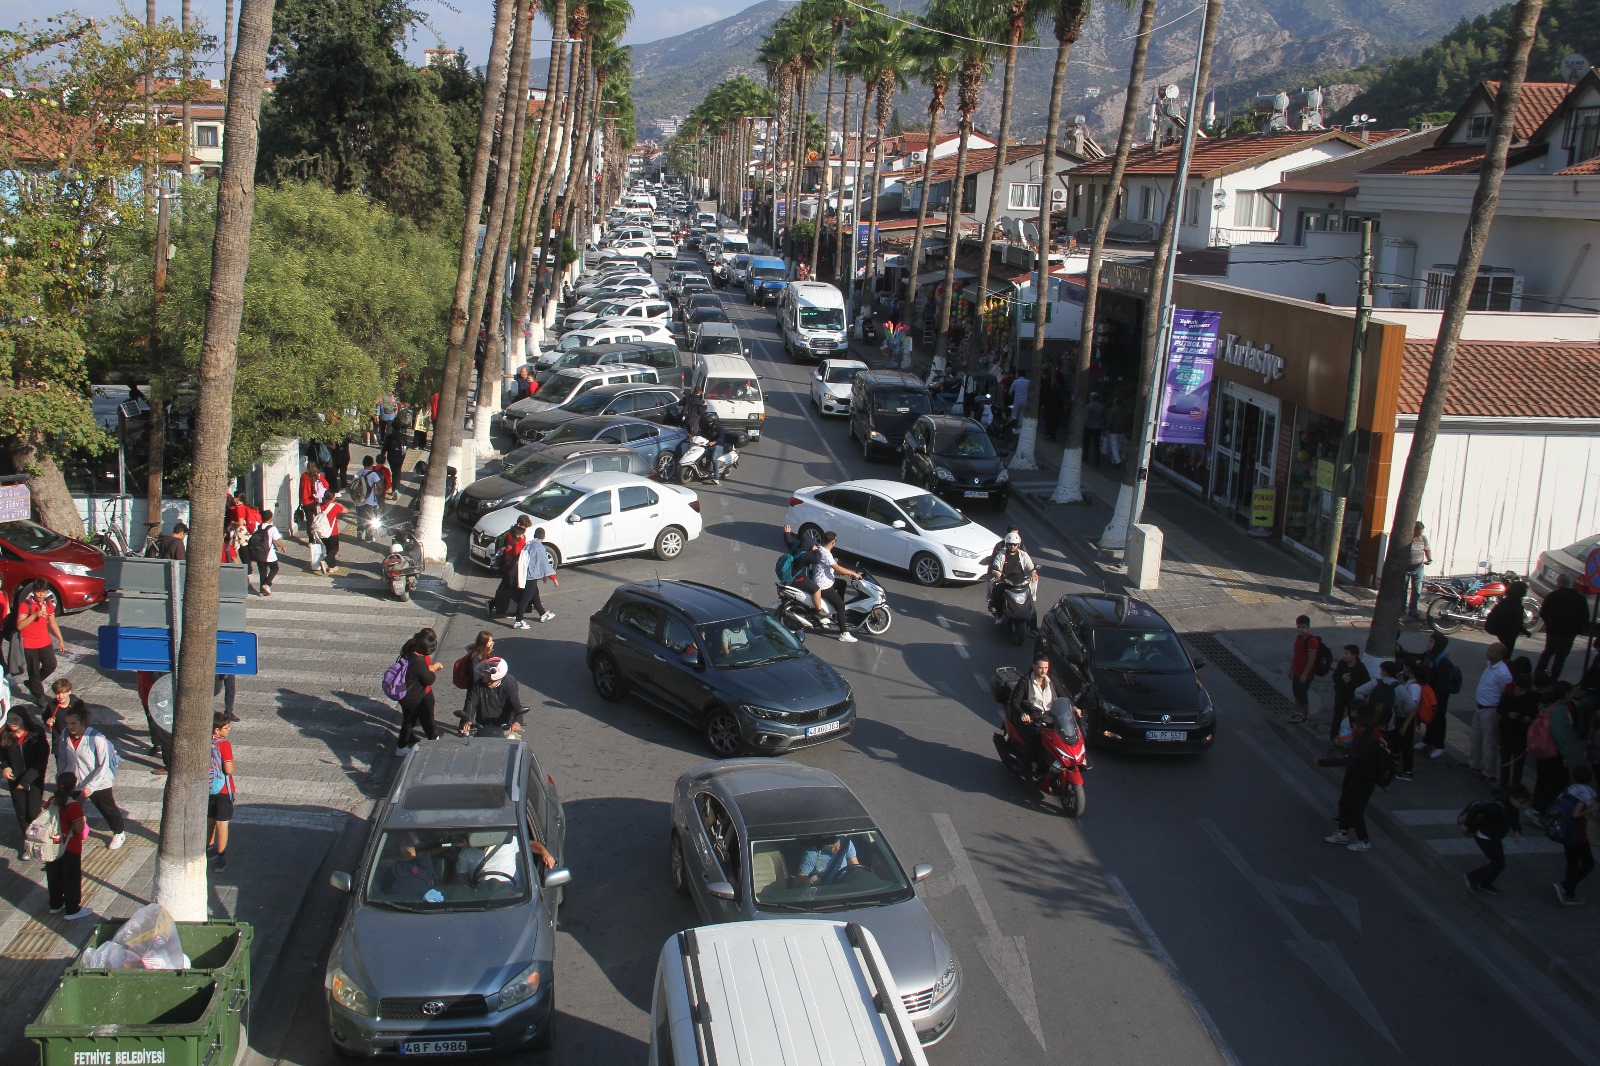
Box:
[1290,615,1331,723]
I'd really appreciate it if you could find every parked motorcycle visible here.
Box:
[368,514,423,600]
[991,573,1037,646]
[990,667,1087,817]
[665,434,740,484]
[977,395,1018,454]
[775,572,893,637]
[1423,565,1542,635]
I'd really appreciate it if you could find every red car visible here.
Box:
[0,520,107,613]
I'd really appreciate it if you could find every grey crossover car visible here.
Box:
[668,760,960,1044]
[324,738,571,1056]
[587,580,854,756]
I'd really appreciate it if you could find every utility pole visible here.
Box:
[1318,219,1374,595]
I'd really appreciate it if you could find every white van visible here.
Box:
[716,231,750,261]
[649,921,929,1066]
[690,350,764,443]
[777,280,850,362]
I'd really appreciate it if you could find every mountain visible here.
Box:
[629,0,1509,140]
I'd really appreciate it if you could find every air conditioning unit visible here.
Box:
[1051,188,1068,205]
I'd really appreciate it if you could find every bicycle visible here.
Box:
[91,521,162,558]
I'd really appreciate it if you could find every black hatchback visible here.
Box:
[587,580,855,758]
[1035,593,1215,754]
[900,415,1009,509]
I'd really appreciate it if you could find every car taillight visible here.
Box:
[690,500,702,513]
[789,496,802,507]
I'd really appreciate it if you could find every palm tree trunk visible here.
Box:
[415,0,518,562]
[788,64,809,260]
[1014,2,1088,471]
[810,47,837,272]
[533,27,587,321]
[903,85,945,358]
[1366,0,1543,655]
[1050,0,1156,504]
[845,85,873,298]
[511,0,570,362]
[974,11,1023,381]
[831,73,852,282]
[932,94,976,373]
[155,0,275,921]
[865,78,892,311]
[1102,0,1220,548]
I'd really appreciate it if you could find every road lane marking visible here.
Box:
[1106,874,1240,1066]
[735,561,747,576]
[932,812,1044,1049]
[952,642,969,659]
[937,615,951,629]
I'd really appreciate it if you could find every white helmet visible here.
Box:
[390,543,405,555]
[1004,531,1021,546]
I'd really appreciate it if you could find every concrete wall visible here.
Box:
[1225,231,1361,303]
[1384,423,1600,577]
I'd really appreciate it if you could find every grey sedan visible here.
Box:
[668,760,960,1045]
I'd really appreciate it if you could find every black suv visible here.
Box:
[848,370,932,458]
[1035,593,1215,754]
[587,580,855,757]
[900,414,1009,509]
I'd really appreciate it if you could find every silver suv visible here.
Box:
[325,739,571,1056]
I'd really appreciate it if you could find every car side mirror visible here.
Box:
[567,513,582,524]
[543,867,573,889]
[912,863,933,883]
[893,520,907,530]
[706,880,737,901]
[813,371,823,380]
[330,871,352,893]
[680,649,703,669]
[1192,658,1207,669]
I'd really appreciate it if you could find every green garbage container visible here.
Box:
[26,973,245,1066]
[77,920,254,998]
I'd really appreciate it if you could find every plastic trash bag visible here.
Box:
[108,902,187,970]
[80,941,137,970]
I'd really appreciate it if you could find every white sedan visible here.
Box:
[785,479,997,587]
[809,358,868,416]
[470,470,703,570]
[592,317,675,345]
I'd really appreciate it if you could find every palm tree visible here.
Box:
[1366,0,1544,656]
[414,0,520,562]
[838,29,878,297]
[158,0,273,919]
[902,32,958,353]
[1048,0,1153,505]
[786,19,826,262]
[511,0,571,361]
[757,23,799,243]
[860,20,916,302]
[1010,0,1089,471]
[930,0,1001,374]
[805,0,866,277]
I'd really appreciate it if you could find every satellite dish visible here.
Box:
[1163,84,1181,100]
[1072,114,1087,129]
[1561,53,1590,83]
[1273,92,1290,112]
[1304,87,1323,110]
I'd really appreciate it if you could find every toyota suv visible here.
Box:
[324,738,572,1056]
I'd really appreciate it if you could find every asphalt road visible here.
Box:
[266,251,1600,1065]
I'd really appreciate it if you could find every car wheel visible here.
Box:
[910,552,944,588]
[863,606,892,635]
[542,543,561,569]
[703,706,743,758]
[669,831,690,896]
[654,526,687,560]
[654,451,678,480]
[19,581,60,616]
[1063,781,1086,818]
[798,523,823,547]
[590,652,625,701]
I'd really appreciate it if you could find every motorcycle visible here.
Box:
[665,434,740,484]
[977,395,1018,454]
[927,370,963,415]
[991,573,1038,646]
[368,514,423,600]
[1423,564,1542,634]
[860,316,880,345]
[775,572,893,637]
[711,261,731,289]
[990,668,1087,817]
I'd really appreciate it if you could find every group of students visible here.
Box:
[389,627,529,756]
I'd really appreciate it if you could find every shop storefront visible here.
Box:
[1146,280,1408,584]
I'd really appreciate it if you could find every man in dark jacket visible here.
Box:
[1462,785,1529,894]
[458,657,527,737]
[1329,645,1371,744]
[1318,718,1384,851]
[1008,657,1063,774]
[1400,632,1454,760]
[1537,574,1591,681]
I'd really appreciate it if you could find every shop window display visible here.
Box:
[1284,409,1370,572]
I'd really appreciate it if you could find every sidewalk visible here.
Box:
[998,422,1600,1017]
[0,471,472,1057]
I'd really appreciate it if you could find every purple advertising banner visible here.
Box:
[1156,309,1221,445]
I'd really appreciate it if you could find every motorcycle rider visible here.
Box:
[987,530,1038,624]
[798,531,863,643]
[1008,657,1063,775]
[700,410,729,485]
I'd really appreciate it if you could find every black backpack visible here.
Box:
[1313,636,1333,677]
[1373,736,1396,788]
[246,526,271,563]
[1367,680,1398,729]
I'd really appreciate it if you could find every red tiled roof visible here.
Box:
[1360,142,1546,175]
[1260,178,1358,195]
[1397,341,1600,418]
[1557,155,1600,175]
[1483,81,1570,140]
[1070,131,1360,179]
[922,144,1060,185]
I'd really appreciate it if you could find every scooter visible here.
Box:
[992,573,1037,646]
[669,434,740,484]
[775,572,893,637]
[1423,564,1542,634]
[368,514,423,600]
[860,316,880,345]
[711,261,731,289]
[977,395,1019,454]
[990,668,1088,817]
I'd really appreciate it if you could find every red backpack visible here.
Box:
[1527,706,1559,760]
[1415,685,1438,726]
[452,654,474,690]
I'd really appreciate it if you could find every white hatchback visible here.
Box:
[470,471,703,570]
[785,480,997,587]
[809,358,869,416]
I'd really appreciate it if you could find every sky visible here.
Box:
[1,0,753,71]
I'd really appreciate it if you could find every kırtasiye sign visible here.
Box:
[1220,333,1285,383]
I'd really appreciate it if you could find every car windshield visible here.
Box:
[1089,628,1192,672]
[698,612,805,668]
[564,390,618,415]
[364,827,528,911]
[0,520,66,552]
[698,335,743,356]
[537,375,585,405]
[824,364,862,384]
[748,830,913,911]
[502,456,559,484]
[799,305,845,331]
[517,482,584,519]
[933,429,996,458]
[874,390,931,416]
[555,334,592,351]
[895,492,969,532]
[751,266,786,280]
[691,309,730,325]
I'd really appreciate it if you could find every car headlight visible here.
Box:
[494,961,543,1011]
[944,544,981,560]
[52,563,90,576]
[327,966,372,1016]
[1197,691,1216,726]
[740,703,788,721]
[933,956,959,1001]
[997,468,1010,483]
[1100,700,1133,723]
[934,466,954,481]
[868,431,888,443]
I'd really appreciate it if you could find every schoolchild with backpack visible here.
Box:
[1400,632,1460,761]
[1551,762,1596,905]
[1330,645,1371,744]
[1316,716,1390,852]
[1358,660,1416,780]
[1529,680,1579,818]
[386,628,443,755]
[207,713,237,870]
[1289,615,1331,723]
[1460,784,1529,895]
